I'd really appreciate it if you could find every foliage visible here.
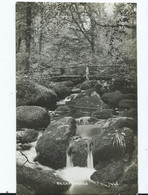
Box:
[16,2,137,82]
[112,129,126,148]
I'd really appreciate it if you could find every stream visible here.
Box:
[17,123,111,194]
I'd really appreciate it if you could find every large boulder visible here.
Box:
[17,129,39,144]
[17,106,50,130]
[112,162,137,194]
[91,161,125,185]
[17,165,71,194]
[101,91,123,108]
[35,117,76,169]
[119,99,137,109]
[17,184,33,195]
[67,90,109,118]
[17,79,57,110]
[49,83,71,100]
[92,127,134,166]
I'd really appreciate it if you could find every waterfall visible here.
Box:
[87,150,94,169]
[56,138,95,187]
[66,153,73,168]
[66,139,74,168]
[86,139,94,169]
[66,137,94,169]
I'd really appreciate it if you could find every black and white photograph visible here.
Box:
[15,2,138,194]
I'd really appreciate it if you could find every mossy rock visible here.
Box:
[17,106,50,130]
[16,79,57,110]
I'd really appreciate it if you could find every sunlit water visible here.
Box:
[16,132,52,171]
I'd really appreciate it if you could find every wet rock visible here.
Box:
[17,165,71,194]
[16,79,57,110]
[17,129,39,144]
[71,138,88,167]
[17,106,50,130]
[119,99,137,109]
[91,161,125,185]
[35,117,76,169]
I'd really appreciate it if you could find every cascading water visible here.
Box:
[57,137,95,184]
[66,151,74,168]
[86,139,94,169]
[56,137,110,194]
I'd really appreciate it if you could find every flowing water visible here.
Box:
[66,153,74,168]
[87,150,94,169]
[16,131,53,171]
[56,135,110,194]
[17,125,110,194]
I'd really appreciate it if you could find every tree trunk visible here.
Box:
[38,10,44,64]
[90,18,95,66]
[25,3,32,73]
[85,17,95,81]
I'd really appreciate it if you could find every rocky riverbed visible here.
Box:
[16,78,137,194]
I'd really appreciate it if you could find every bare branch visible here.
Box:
[70,6,91,43]
[18,149,34,167]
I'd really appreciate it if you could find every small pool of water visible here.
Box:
[56,166,110,194]
[76,124,102,137]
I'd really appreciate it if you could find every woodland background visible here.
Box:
[16,2,136,84]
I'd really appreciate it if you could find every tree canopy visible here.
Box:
[16,2,136,81]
